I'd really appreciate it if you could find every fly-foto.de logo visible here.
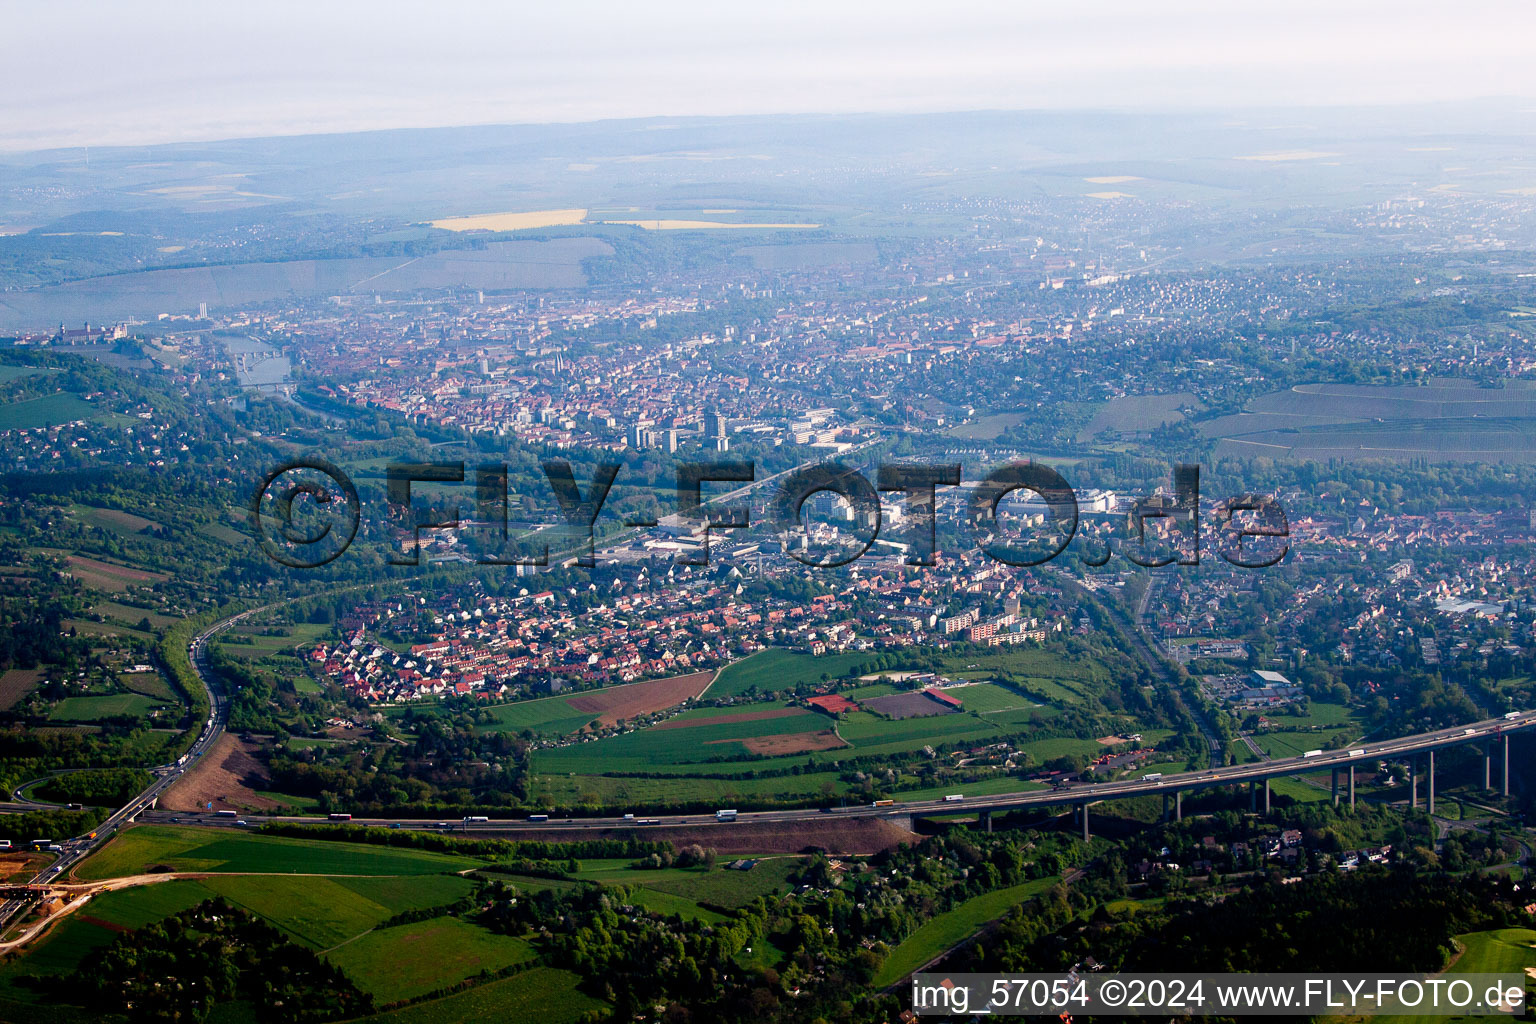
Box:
[251,457,1289,571]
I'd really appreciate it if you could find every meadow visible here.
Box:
[708,648,872,698]
[1372,928,1536,1024]
[2,872,481,988]
[871,875,1059,988]
[363,967,605,1024]
[567,856,801,908]
[0,393,97,430]
[73,825,483,879]
[326,920,535,1003]
[48,692,171,723]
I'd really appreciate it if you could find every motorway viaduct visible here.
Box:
[136,711,1535,846]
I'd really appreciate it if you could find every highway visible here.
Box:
[4,592,1533,932]
[0,611,239,930]
[134,709,1536,838]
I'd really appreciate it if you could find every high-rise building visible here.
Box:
[665,429,679,453]
[704,410,726,438]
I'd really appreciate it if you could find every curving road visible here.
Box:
[0,611,240,929]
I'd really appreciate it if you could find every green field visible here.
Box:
[938,647,1122,704]
[708,648,871,698]
[1254,727,1356,759]
[0,365,58,384]
[363,967,605,1024]
[619,885,730,923]
[528,654,1136,806]
[74,825,483,879]
[120,671,178,701]
[532,699,1003,780]
[1373,928,1536,1024]
[217,622,333,662]
[327,919,535,1003]
[47,692,172,722]
[569,856,802,908]
[871,875,1060,987]
[3,873,480,984]
[1266,775,1331,803]
[949,680,1040,714]
[0,393,97,430]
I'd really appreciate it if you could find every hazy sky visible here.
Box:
[4,0,1535,152]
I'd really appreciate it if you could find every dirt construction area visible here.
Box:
[160,734,279,812]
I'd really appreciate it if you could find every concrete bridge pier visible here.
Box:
[1331,768,1339,807]
[1411,760,1418,809]
[1485,743,1493,791]
[1348,765,1355,809]
[1081,802,1090,841]
[1263,778,1270,814]
[980,810,992,834]
[1427,749,1435,816]
[1504,733,1511,797]
[1175,789,1183,821]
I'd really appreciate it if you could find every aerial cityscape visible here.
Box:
[2,3,1536,1023]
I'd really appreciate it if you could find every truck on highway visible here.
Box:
[1302,749,1323,758]
[1506,711,1523,720]
[943,794,964,802]
[715,809,738,821]
[1465,728,1478,736]
[328,813,352,821]
[465,815,490,823]
[527,814,549,822]
[213,809,237,818]
[1143,773,1164,781]
[871,799,895,808]
[1348,749,1366,757]
[0,840,10,850]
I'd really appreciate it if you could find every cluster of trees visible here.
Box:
[631,843,717,869]
[977,866,1524,975]
[33,767,150,806]
[37,898,371,1022]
